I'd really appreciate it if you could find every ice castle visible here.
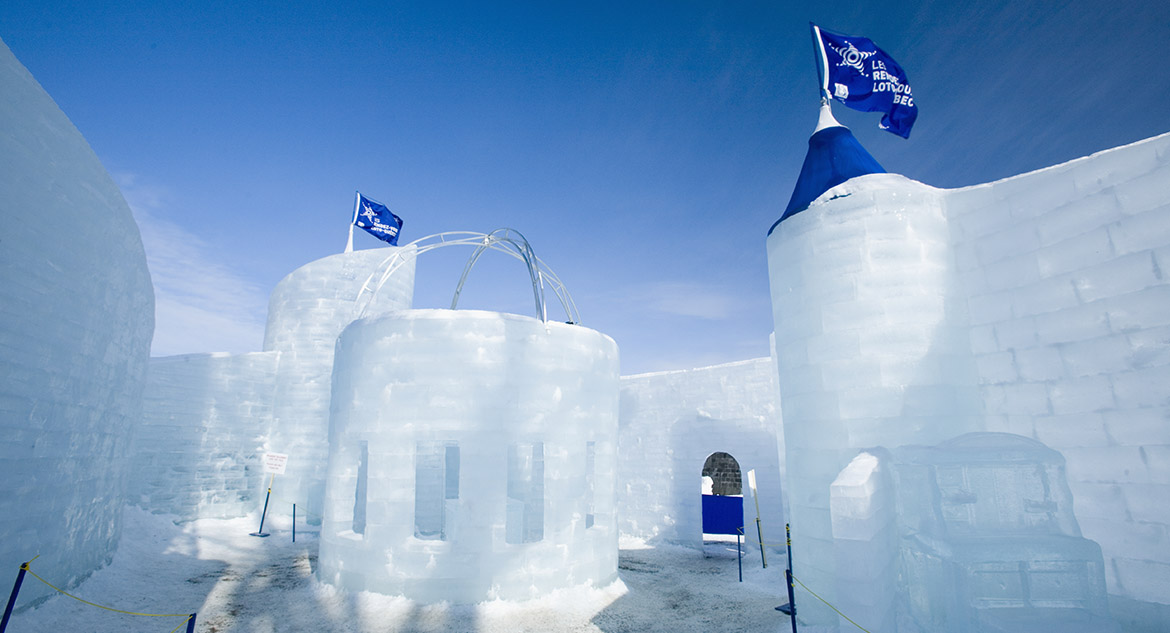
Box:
[3,36,1169,631]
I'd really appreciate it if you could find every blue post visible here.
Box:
[292,503,296,543]
[186,612,197,633]
[251,486,272,537]
[737,532,743,582]
[1,562,29,633]
[774,523,798,632]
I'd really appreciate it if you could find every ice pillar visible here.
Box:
[766,173,981,624]
[319,309,620,602]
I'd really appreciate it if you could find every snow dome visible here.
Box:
[319,309,620,602]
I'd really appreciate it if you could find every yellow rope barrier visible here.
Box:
[23,562,191,620]
[789,574,873,633]
[727,527,872,632]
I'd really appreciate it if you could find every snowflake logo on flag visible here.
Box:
[832,42,874,74]
[360,203,378,224]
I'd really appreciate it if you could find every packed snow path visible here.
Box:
[7,508,799,633]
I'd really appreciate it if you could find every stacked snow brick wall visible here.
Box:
[0,38,154,607]
[945,132,1170,607]
[617,358,784,545]
[132,352,279,520]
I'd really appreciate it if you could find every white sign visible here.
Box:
[262,452,288,475]
[747,468,758,493]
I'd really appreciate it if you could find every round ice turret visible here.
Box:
[263,246,416,354]
[766,172,981,623]
[319,309,619,602]
[0,38,153,604]
[261,247,415,519]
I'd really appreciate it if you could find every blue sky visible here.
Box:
[2,1,1168,373]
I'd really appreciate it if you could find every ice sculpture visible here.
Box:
[261,247,415,519]
[892,433,1116,632]
[0,38,154,604]
[319,309,620,602]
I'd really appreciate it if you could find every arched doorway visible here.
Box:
[701,452,744,539]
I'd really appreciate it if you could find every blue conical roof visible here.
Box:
[769,105,885,235]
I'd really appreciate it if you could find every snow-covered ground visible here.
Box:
[6,507,811,633]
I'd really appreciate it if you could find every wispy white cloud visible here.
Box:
[118,174,268,356]
[643,281,739,320]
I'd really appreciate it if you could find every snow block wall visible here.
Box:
[262,247,415,519]
[768,131,1170,623]
[0,39,154,605]
[131,352,279,519]
[617,358,785,546]
[944,132,1170,610]
[319,310,619,602]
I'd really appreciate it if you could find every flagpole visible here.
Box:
[809,23,831,102]
[344,191,359,253]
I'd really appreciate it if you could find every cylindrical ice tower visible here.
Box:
[767,172,981,624]
[319,309,620,602]
[261,247,415,519]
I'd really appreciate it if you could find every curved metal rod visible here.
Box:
[450,229,545,322]
[351,230,579,324]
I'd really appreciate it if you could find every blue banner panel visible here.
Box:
[701,494,744,535]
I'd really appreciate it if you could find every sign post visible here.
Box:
[251,453,288,537]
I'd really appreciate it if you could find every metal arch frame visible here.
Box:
[352,229,581,324]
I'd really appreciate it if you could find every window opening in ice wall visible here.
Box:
[353,440,368,535]
[506,441,545,544]
[416,441,458,540]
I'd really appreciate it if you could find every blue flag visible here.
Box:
[354,193,403,246]
[814,25,917,138]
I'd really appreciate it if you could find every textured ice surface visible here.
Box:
[616,359,784,546]
[891,433,1114,632]
[319,309,619,602]
[0,39,154,605]
[829,436,1118,633]
[945,133,1170,608]
[132,352,279,519]
[261,247,414,520]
